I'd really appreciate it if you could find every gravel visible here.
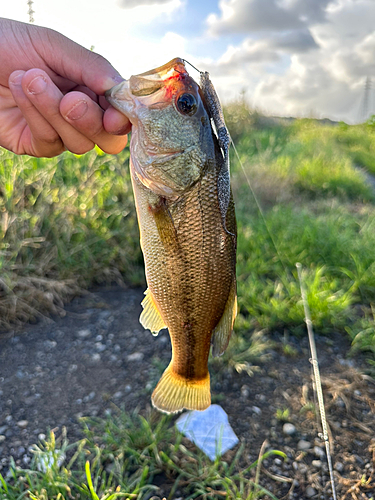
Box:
[305,486,317,498]
[0,285,375,500]
[283,423,296,436]
[297,439,311,451]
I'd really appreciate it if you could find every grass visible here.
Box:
[0,410,286,500]
[274,408,290,422]
[1,105,375,499]
[0,146,142,327]
[1,105,375,360]
[225,105,375,367]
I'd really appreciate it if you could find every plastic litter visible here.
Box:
[34,450,66,472]
[176,404,239,461]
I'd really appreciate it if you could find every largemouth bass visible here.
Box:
[106,58,237,413]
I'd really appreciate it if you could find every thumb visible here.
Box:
[78,50,125,95]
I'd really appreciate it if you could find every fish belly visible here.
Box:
[131,159,236,413]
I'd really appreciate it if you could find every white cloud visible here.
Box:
[99,31,189,79]
[278,0,332,24]
[120,0,174,7]
[199,29,318,81]
[218,40,280,68]
[116,0,183,24]
[207,0,303,35]
[203,0,375,122]
[207,0,333,36]
[255,57,351,119]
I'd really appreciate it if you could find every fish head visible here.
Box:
[106,58,215,198]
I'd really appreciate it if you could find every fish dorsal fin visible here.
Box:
[140,289,167,336]
[211,281,237,357]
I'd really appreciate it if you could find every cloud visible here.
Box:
[332,32,375,83]
[201,0,375,122]
[254,56,362,120]
[270,29,319,52]
[217,40,281,69]
[207,0,333,36]
[120,0,173,7]
[101,30,189,80]
[250,21,375,121]
[279,0,332,24]
[207,0,303,35]
[201,29,318,78]
[113,0,183,28]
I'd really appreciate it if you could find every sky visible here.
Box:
[4,0,375,123]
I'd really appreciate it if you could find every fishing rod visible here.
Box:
[297,263,338,500]
[184,58,338,499]
[231,135,337,499]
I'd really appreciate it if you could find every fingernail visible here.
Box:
[112,74,125,84]
[27,75,47,95]
[114,124,131,135]
[104,74,125,90]
[10,72,24,86]
[65,100,88,120]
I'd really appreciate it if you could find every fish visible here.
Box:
[105,58,237,414]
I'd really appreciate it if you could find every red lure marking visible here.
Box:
[163,69,188,100]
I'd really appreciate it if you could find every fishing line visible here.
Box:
[226,90,337,497]
[231,134,337,496]
[296,263,337,500]
[182,59,202,75]
[184,59,290,275]
[229,138,290,278]
[186,65,336,495]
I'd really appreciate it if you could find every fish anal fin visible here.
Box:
[140,289,167,336]
[152,363,211,414]
[211,281,237,357]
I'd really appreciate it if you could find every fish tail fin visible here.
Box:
[151,363,210,414]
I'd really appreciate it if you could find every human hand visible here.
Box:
[0,18,131,157]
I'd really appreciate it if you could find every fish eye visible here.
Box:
[176,93,197,116]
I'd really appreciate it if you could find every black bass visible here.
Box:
[106,58,237,413]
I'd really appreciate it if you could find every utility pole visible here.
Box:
[358,76,372,123]
[27,0,34,23]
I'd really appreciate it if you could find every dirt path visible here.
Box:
[0,286,374,499]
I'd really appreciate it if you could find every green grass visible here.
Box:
[1,107,375,359]
[225,107,375,366]
[0,146,142,282]
[2,105,375,499]
[0,410,285,500]
[0,147,142,327]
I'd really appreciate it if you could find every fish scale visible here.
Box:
[106,58,237,413]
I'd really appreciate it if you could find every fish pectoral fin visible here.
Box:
[151,198,179,251]
[211,280,237,357]
[140,288,167,336]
